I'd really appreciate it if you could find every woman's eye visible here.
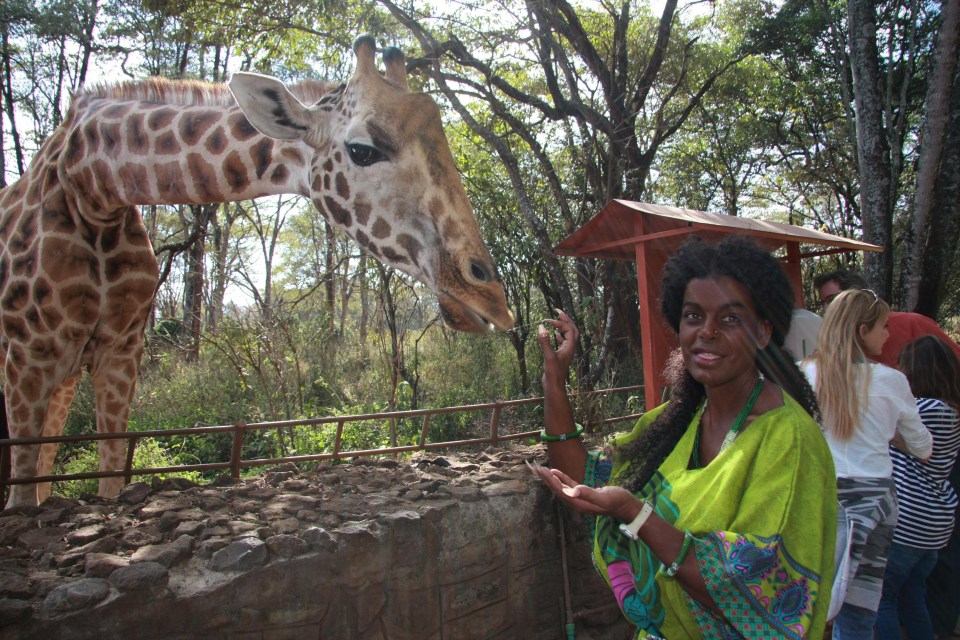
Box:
[722,315,741,325]
[347,143,385,166]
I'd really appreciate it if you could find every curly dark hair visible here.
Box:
[615,234,821,493]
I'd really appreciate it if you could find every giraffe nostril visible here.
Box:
[470,261,493,283]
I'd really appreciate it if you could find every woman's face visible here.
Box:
[859,312,890,356]
[679,276,772,390]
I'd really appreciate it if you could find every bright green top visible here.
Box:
[584,389,837,639]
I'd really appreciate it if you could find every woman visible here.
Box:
[799,289,932,640]
[875,335,960,640]
[534,235,837,639]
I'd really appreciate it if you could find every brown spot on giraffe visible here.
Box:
[128,113,149,154]
[155,131,180,155]
[180,110,221,146]
[270,165,290,184]
[335,172,350,200]
[205,126,228,155]
[118,162,149,199]
[371,217,391,239]
[147,107,177,131]
[0,35,512,509]
[223,151,249,193]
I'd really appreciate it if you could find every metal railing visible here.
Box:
[0,385,643,497]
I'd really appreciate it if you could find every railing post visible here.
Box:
[124,436,138,485]
[489,402,502,444]
[0,394,8,505]
[231,422,246,479]
[333,420,344,461]
[419,414,432,449]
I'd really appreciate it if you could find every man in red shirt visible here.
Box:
[814,270,960,367]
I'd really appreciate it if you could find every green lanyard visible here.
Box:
[691,374,765,469]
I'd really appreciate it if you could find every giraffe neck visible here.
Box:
[58,85,321,222]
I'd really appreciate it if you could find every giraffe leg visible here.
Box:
[3,359,62,509]
[35,377,79,504]
[90,353,141,498]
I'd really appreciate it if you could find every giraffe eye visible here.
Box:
[346,143,385,167]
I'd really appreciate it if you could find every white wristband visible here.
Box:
[618,500,654,540]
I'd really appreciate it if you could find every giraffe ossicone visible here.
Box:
[0,34,514,508]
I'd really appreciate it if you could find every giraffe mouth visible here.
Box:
[437,292,514,333]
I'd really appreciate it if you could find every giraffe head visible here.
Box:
[229,36,514,333]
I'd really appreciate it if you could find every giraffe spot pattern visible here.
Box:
[59,283,101,325]
[92,159,120,200]
[381,247,408,264]
[180,110,221,146]
[154,162,182,201]
[371,217,391,239]
[223,151,249,192]
[323,196,352,228]
[11,254,36,278]
[103,104,132,119]
[3,282,29,313]
[187,153,219,201]
[147,107,177,131]
[280,148,305,166]
[231,113,259,141]
[99,225,121,253]
[205,126,228,155]
[127,113,149,154]
[63,130,86,166]
[155,131,181,155]
[117,163,149,200]
[270,165,289,184]
[355,202,371,226]
[83,123,101,153]
[397,234,423,267]
[250,139,273,179]
[100,122,121,152]
[335,172,350,199]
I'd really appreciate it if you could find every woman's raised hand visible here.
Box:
[538,309,579,384]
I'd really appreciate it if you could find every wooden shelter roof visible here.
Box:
[551,199,882,410]
[553,200,882,260]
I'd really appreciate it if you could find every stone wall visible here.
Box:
[0,446,630,640]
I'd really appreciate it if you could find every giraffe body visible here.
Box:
[0,36,513,508]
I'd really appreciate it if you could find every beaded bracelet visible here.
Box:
[539,424,584,442]
[660,530,694,578]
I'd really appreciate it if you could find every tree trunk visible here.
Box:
[182,204,215,361]
[1,25,25,179]
[916,59,960,318]
[846,0,894,300]
[903,0,960,312]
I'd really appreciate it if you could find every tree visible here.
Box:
[381,0,752,387]
[903,0,960,313]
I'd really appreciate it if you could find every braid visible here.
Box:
[612,234,821,491]
[617,350,703,494]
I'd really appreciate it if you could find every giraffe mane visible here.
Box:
[75,77,336,107]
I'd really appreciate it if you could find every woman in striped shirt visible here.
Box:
[876,335,960,640]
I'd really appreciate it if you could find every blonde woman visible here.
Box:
[800,288,932,640]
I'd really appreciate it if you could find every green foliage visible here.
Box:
[53,438,202,499]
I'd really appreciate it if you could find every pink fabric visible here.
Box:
[873,312,960,367]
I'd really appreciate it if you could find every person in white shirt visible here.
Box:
[784,307,822,360]
[800,288,932,640]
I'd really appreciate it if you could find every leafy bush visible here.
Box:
[53,438,203,499]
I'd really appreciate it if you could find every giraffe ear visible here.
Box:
[228,72,315,141]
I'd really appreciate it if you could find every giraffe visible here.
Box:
[0,35,514,508]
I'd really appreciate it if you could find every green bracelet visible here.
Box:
[539,424,584,442]
[659,530,694,578]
